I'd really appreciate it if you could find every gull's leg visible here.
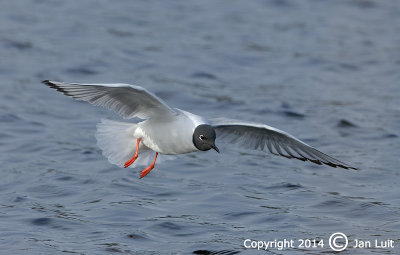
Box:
[140,152,158,178]
[124,138,141,168]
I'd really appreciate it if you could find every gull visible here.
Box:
[42,80,356,178]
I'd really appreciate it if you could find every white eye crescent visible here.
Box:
[199,135,205,140]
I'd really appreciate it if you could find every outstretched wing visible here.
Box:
[211,118,356,170]
[42,80,176,119]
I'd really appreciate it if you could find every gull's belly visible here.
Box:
[135,117,199,155]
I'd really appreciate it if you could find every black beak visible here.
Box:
[211,144,220,153]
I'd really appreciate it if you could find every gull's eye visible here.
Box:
[199,135,205,140]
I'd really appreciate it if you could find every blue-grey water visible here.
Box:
[1,0,399,254]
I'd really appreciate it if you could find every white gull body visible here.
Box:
[136,109,206,155]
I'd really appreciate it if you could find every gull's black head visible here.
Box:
[193,124,219,153]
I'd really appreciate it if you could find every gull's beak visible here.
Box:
[211,143,220,153]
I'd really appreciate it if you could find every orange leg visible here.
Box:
[140,152,158,178]
[124,138,141,168]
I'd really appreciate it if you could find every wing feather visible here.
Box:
[211,118,356,170]
[42,80,176,119]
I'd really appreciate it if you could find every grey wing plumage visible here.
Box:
[42,80,176,119]
[211,118,356,170]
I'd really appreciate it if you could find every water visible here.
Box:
[0,0,399,254]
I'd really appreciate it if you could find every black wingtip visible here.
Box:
[42,80,52,85]
[299,157,357,170]
[42,79,58,90]
[42,80,71,96]
[42,80,54,87]
[324,162,358,170]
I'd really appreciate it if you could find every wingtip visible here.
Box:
[304,158,358,170]
[42,80,54,87]
[336,162,358,170]
[331,163,358,170]
[42,80,71,96]
[42,79,59,90]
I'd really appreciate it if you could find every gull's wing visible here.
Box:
[42,80,176,119]
[211,118,356,170]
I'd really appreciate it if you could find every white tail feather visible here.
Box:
[95,119,153,168]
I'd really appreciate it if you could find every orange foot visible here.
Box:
[124,138,141,168]
[140,152,158,178]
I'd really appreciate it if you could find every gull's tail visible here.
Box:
[95,119,153,168]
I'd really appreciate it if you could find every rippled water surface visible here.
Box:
[1,0,399,254]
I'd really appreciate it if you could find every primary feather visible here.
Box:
[42,80,176,119]
[211,118,356,170]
